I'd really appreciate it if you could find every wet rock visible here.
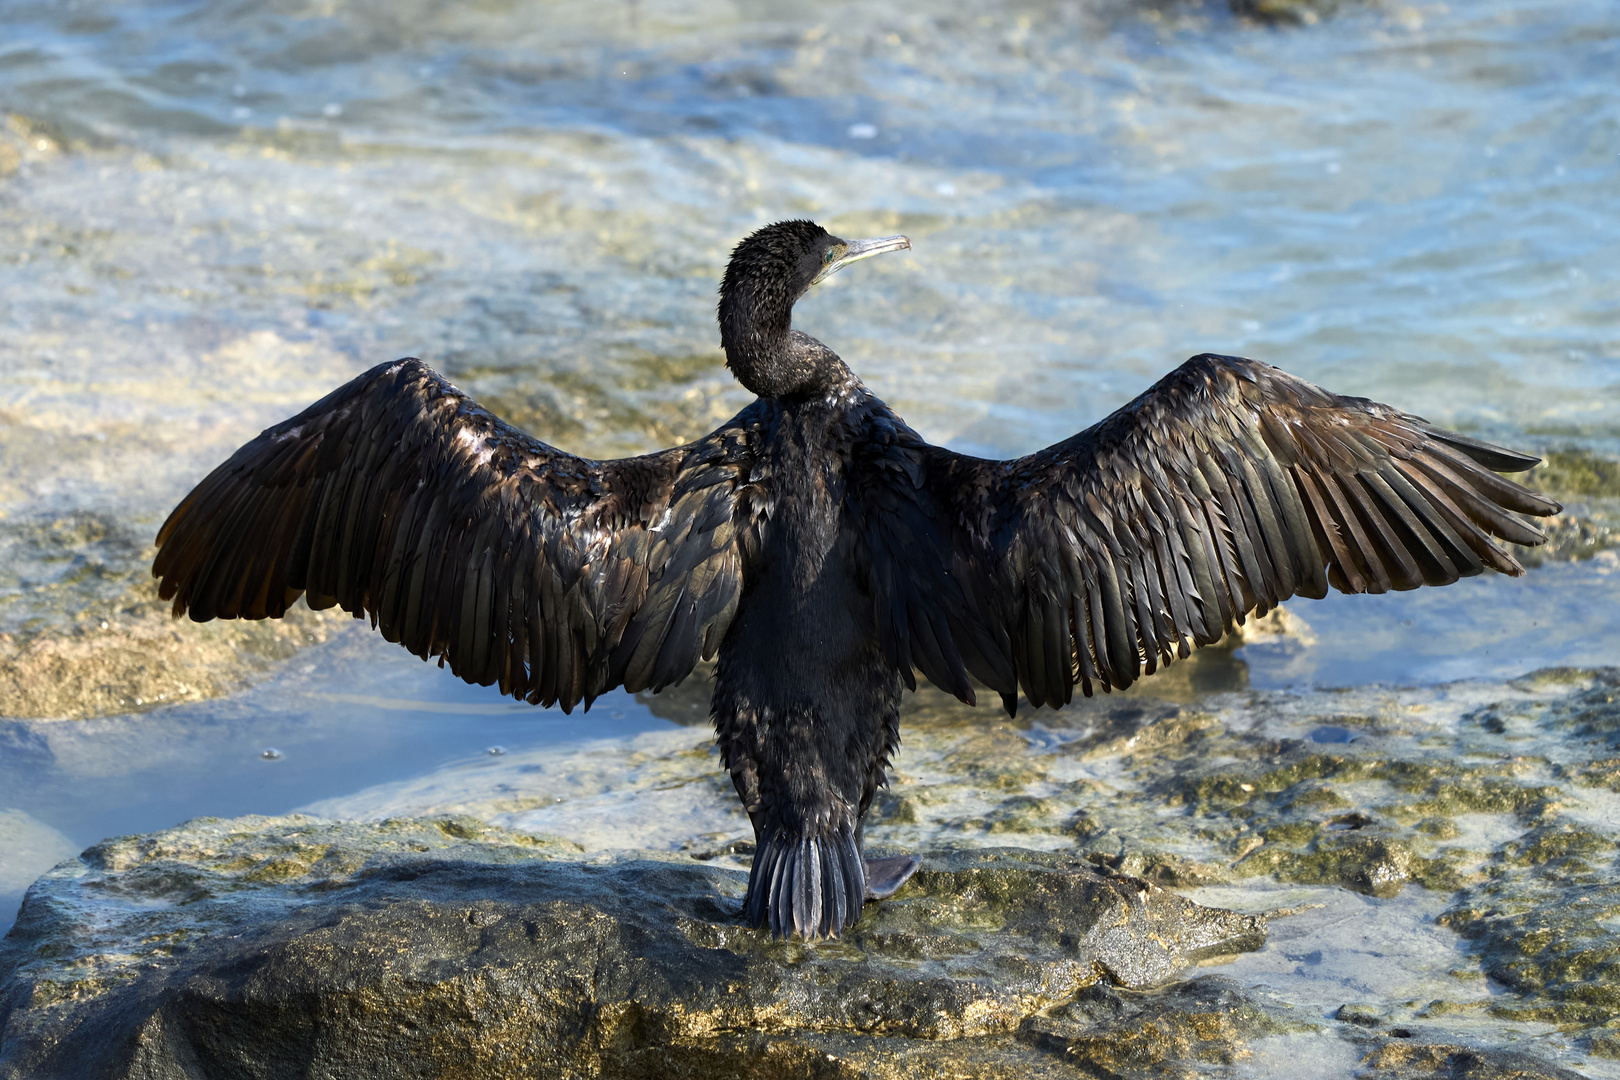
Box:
[0,509,352,721]
[297,667,1620,1067]
[1530,448,1620,502]
[0,815,1267,1079]
[1239,831,1418,899]
[1159,717,1563,901]
[1526,515,1620,568]
[1335,1002,1388,1028]
[1357,1041,1588,1079]
[1227,0,1349,26]
[1020,975,1296,1075]
[1434,671,1620,1028]
[1085,849,1231,889]
[1590,1028,1620,1061]
[1520,450,1620,568]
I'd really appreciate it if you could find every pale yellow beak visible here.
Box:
[810,234,911,286]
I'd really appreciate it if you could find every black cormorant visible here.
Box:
[153,219,1561,940]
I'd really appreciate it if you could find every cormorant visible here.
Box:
[153,219,1561,940]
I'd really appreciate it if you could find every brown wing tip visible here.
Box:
[1509,489,1561,520]
[1423,427,1542,474]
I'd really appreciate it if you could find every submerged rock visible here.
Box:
[1434,670,1620,1044]
[0,814,1266,1079]
[1357,1042,1589,1080]
[0,579,342,722]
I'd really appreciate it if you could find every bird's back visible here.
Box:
[711,382,909,939]
[717,381,893,702]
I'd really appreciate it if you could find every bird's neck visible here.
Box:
[721,296,849,400]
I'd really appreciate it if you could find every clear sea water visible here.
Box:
[1,0,1617,975]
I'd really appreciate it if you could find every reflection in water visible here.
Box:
[636,670,718,728]
[1123,638,1251,701]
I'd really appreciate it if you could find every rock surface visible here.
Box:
[0,815,1268,1079]
[301,665,1620,1075]
[6,658,1620,1076]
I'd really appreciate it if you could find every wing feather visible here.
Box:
[852,354,1559,713]
[153,359,765,712]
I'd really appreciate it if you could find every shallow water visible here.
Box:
[2,0,1619,1063]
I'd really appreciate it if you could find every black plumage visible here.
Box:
[153,219,1561,940]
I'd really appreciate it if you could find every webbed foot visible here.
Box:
[862,853,921,900]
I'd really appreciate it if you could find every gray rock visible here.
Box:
[0,814,1266,1079]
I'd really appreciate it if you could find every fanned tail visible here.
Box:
[745,821,865,940]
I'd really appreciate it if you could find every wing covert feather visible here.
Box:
[855,354,1560,712]
[153,359,766,712]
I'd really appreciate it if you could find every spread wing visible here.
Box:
[852,353,1561,713]
[153,358,769,711]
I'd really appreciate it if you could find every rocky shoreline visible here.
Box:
[0,815,1270,1079]
[4,667,1619,1077]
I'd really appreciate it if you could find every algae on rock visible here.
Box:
[288,667,1620,1074]
[0,815,1268,1079]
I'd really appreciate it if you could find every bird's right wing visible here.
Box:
[153,359,770,711]
[851,354,1560,713]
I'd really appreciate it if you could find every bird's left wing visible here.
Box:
[851,354,1560,714]
[153,358,768,711]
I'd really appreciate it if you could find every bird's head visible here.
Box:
[717,220,910,399]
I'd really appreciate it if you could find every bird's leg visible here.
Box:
[862,854,920,899]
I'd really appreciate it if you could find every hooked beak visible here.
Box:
[810,234,911,286]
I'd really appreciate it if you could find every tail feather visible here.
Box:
[745,822,866,940]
